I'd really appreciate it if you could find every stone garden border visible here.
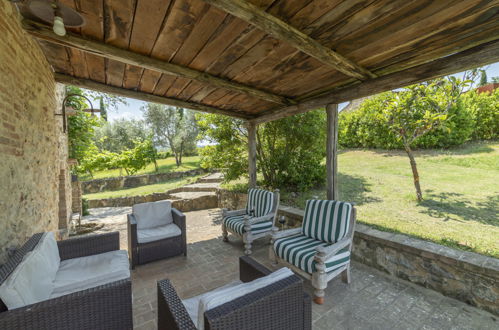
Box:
[82,168,207,194]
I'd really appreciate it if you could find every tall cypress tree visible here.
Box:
[100,98,108,121]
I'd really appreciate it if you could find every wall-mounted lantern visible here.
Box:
[55,94,100,133]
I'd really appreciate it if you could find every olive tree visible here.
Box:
[142,104,198,167]
[383,76,472,201]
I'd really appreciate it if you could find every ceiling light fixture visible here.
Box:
[25,0,85,36]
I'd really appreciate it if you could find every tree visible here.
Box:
[383,76,471,201]
[66,86,101,164]
[491,76,499,83]
[479,69,488,86]
[94,119,149,153]
[142,104,198,167]
[197,110,326,190]
[99,98,107,121]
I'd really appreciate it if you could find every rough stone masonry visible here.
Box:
[0,2,70,263]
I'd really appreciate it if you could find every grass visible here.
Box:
[222,141,499,258]
[79,156,202,181]
[84,175,202,200]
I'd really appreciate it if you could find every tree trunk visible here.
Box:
[153,159,158,172]
[404,144,423,202]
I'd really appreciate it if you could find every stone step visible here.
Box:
[169,192,218,212]
[168,182,220,193]
[198,172,224,183]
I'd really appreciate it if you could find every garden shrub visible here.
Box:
[339,87,497,149]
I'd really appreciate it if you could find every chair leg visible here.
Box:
[341,265,351,284]
[243,232,252,256]
[222,222,229,242]
[269,233,278,266]
[312,256,327,305]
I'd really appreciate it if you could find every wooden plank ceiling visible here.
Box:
[19,0,499,121]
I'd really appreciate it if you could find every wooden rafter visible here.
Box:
[23,20,293,106]
[54,73,252,119]
[202,0,376,81]
[251,40,499,124]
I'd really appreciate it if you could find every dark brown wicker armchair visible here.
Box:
[128,204,187,268]
[157,257,311,330]
[0,232,132,330]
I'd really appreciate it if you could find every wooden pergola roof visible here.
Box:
[20,0,499,123]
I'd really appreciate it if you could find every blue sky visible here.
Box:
[106,62,499,122]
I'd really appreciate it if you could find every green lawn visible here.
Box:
[224,141,499,258]
[84,175,202,200]
[79,156,202,181]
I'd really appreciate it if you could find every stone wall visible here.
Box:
[82,169,206,194]
[0,2,70,262]
[88,193,217,212]
[217,189,499,315]
[353,225,499,316]
[71,177,82,215]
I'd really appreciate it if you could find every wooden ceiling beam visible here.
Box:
[23,20,293,106]
[54,73,253,120]
[202,0,376,81]
[251,40,499,124]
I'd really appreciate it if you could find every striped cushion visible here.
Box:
[273,234,350,274]
[301,200,352,244]
[223,215,273,236]
[246,189,274,217]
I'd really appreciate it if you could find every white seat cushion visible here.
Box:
[50,250,130,299]
[0,232,60,310]
[133,200,173,229]
[189,267,293,330]
[137,224,182,244]
[182,280,243,327]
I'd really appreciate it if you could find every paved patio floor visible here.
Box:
[83,207,498,330]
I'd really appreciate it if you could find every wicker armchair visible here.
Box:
[270,199,356,305]
[128,201,187,268]
[0,232,132,329]
[222,188,280,255]
[158,256,311,330]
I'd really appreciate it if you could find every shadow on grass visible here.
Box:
[281,173,381,209]
[363,141,495,158]
[419,191,498,226]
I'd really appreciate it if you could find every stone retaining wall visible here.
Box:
[88,192,217,212]
[82,169,206,194]
[217,189,499,316]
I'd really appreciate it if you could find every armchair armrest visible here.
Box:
[239,256,272,282]
[172,208,186,229]
[222,208,246,217]
[0,279,132,329]
[245,213,274,225]
[315,238,352,260]
[172,208,187,256]
[127,214,138,268]
[157,279,196,330]
[271,227,301,240]
[57,231,120,261]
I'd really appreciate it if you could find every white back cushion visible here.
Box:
[196,267,294,330]
[133,201,173,229]
[35,232,60,279]
[0,232,59,309]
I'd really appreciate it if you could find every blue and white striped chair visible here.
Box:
[222,188,280,255]
[270,199,356,305]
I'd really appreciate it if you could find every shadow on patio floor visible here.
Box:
[83,207,497,330]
